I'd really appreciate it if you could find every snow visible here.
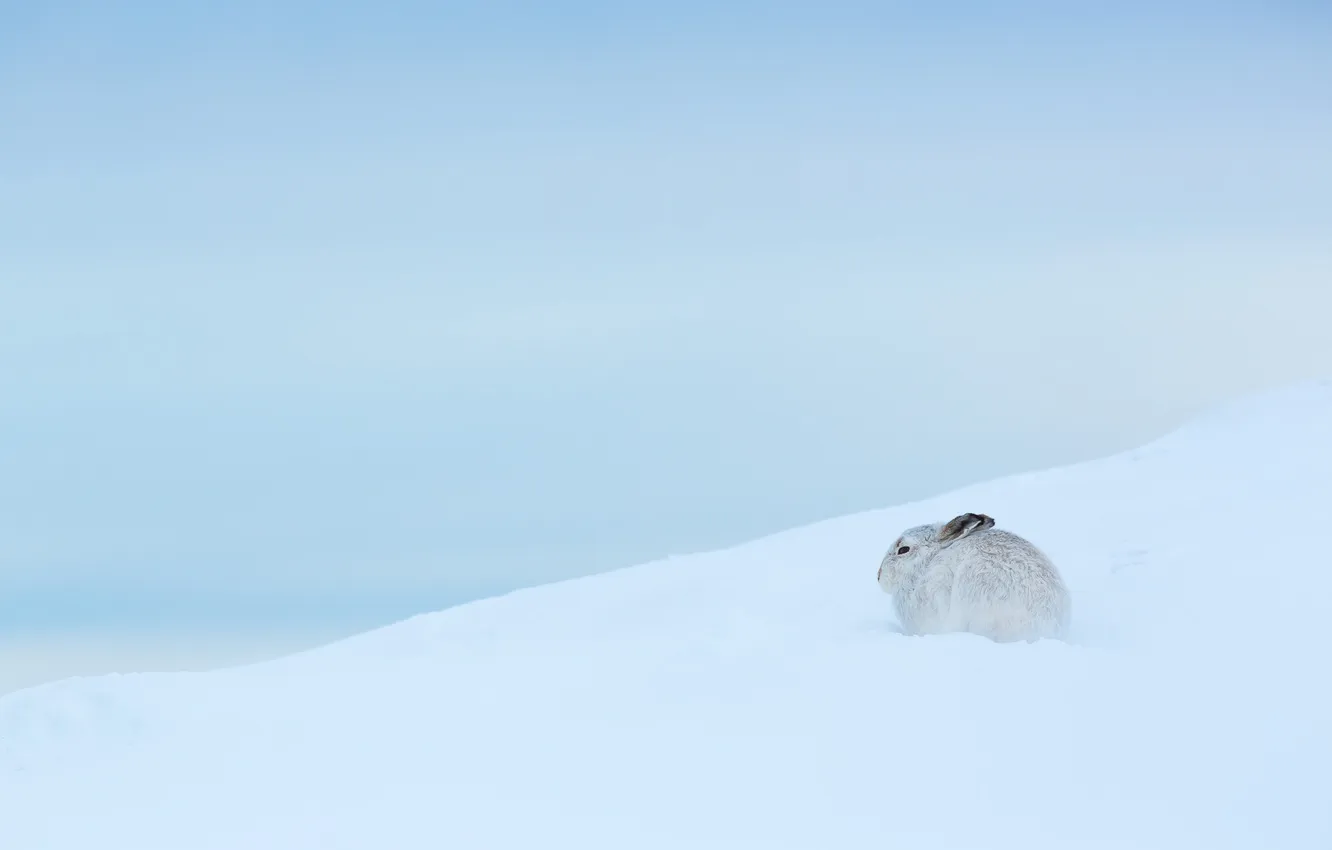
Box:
[4,380,1332,849]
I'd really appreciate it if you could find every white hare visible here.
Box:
[876,512,1071,642]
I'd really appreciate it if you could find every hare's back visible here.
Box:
[953,530,1065,596]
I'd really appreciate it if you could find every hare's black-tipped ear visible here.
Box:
[938,512,995,544]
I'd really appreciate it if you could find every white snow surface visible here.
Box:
[4,381,1332,849]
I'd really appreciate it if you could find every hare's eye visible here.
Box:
[897,546,910,555]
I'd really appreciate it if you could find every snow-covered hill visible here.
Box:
[3,381,1332,849]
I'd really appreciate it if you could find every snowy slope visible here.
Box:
[3,381,1332,850]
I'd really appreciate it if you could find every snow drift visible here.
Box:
[3,381,1331,849]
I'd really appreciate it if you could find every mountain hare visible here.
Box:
[876,512,1071,642]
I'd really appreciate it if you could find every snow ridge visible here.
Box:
[3,381,1331,850]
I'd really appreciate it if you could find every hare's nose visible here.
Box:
[877,565,882,581]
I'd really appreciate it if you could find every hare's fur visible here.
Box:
[876,513,1070,643]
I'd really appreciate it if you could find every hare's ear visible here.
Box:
[938,512,995,544]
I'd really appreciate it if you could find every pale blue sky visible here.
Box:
[3,2,1331,690]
